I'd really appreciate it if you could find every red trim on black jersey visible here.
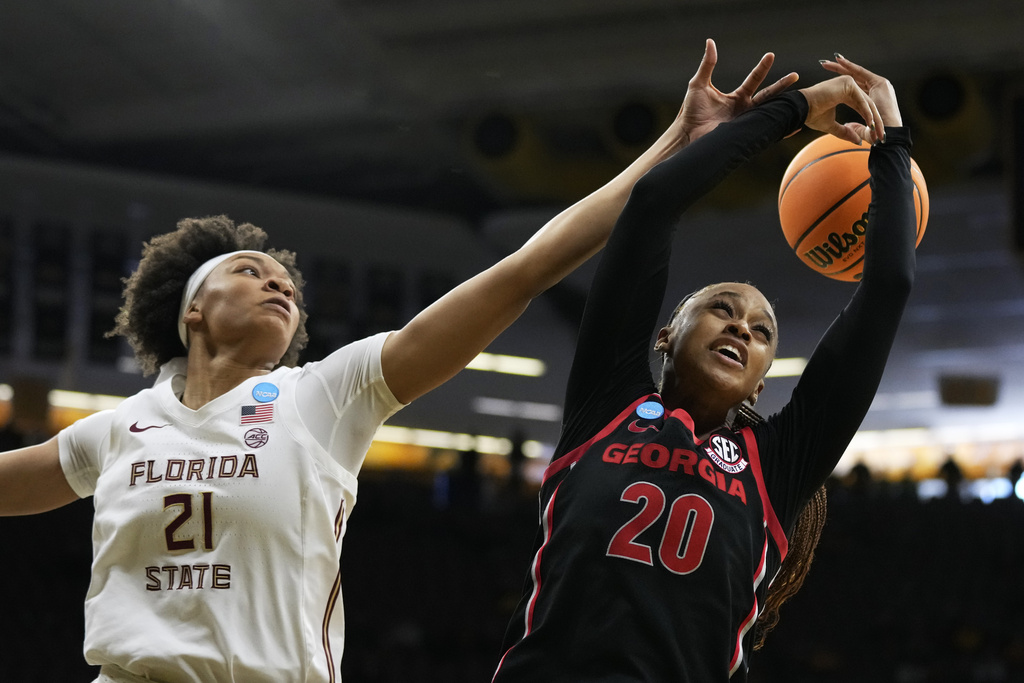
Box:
[740,426,788,561]
[729,534,770,676]
[525,483,561,631]
[729,600,759,676]
[667,407,697,441]
[543,395,654,484]
[492,481,565,681]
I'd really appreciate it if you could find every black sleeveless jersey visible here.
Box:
[495,394,787,682]
[494,93,917,682]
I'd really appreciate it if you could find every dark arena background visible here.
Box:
[2,2,1024,681]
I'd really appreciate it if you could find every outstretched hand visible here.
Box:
[800,54,898,145]
[676,38,800,145]
[820,54,902,129]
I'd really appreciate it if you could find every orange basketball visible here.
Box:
[778,135,929,281]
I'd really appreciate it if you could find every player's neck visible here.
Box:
[662,388,730,439]
[182,352,274,410]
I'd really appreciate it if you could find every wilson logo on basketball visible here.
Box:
[778,134,929,282]
[803,211,868,269]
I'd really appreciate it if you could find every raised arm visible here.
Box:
[763,59,916,511]
[380,40,799,404]
[0,437,78,516]
[554,63,896,453]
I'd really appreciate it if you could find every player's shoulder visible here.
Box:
[300,332,388,377]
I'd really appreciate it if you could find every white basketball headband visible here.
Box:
[177,250,279,349]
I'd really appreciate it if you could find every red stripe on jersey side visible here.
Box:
[492,648,512,682]
[491,481,564,682]
[740,426,788,561]
[525,482,561,632]
[322,568,343,683]
[729,537,769,677]
[543,395,654,484]
[729,601,760,676]
[752,527,770,592]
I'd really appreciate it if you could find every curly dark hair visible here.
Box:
[108,215,309,375]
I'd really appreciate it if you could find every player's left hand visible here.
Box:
[819,54,903,131]
[677,38,800,145]
[799,70,885,145]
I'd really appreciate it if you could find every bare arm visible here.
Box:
[381,39,799,403]
[0,437,78,516]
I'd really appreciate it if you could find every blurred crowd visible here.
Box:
[2,454,1023,683]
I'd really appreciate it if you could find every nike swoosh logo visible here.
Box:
[627,420,659,433]
[129,422,170,433]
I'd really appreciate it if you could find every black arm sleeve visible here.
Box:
[757,127,918,526]
[553,92,809,461]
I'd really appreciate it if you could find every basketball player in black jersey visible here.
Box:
[493,46,914,682]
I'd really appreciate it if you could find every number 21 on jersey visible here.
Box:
[164,491,215,551]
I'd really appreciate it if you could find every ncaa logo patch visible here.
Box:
[636,401,664,420]
[705,434,748,474]
[252,382,280,403]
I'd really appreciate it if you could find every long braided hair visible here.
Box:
[730,402,828,650]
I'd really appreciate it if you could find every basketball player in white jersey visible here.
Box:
[0,45,799,682]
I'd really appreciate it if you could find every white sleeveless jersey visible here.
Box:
[58,332,402,683]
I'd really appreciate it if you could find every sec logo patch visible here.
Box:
[705,434,748,474]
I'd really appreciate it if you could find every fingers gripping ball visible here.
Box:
[778,135,929,281]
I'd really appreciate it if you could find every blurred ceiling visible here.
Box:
[1,0,1022,216]
[1,0,1024,465]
